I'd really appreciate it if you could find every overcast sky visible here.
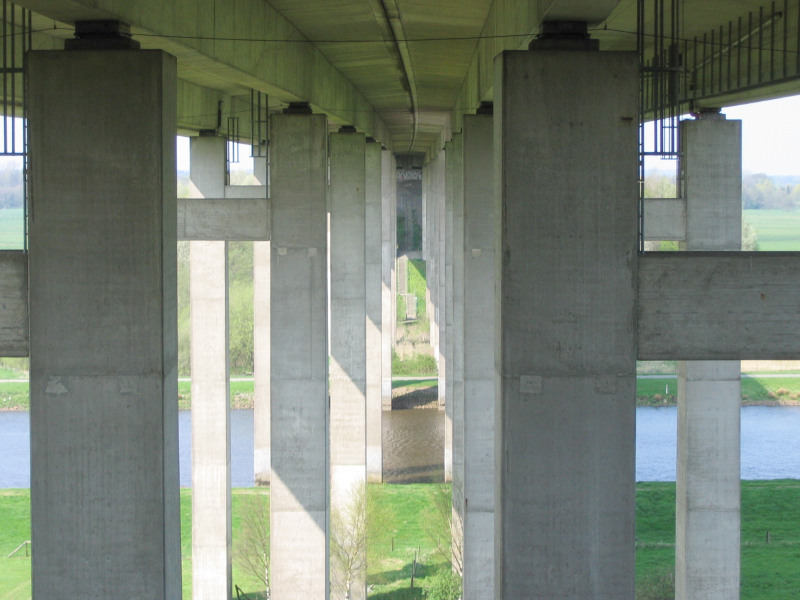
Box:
[724,95,800,176]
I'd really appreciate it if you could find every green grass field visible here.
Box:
[4,481,800,599]
[3,374,800,410]
[636,480,800,599]
[0,208,24,250]
[743,209,800,250]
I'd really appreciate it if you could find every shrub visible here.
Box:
[425,569,461,600]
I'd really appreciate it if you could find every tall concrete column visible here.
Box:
[676,113,742,600]
[270,108,329,599]
[253,150,271,487]
[462,111,496,599]
[27,48,181,598]
[436,151,448,420]
[495,44,638,598]
[447,132,466,568]
[366,141,383,483]
[253,239,270,486]
[381,149,395,416]
[329,128,368,599]
[189,135,232,600]
[390,155,397,348]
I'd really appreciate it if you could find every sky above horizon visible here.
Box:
[725,95,800,176]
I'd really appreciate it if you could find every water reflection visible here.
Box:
[382,408,444,483]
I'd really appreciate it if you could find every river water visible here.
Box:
[2,406,800,487]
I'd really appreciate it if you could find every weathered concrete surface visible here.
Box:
[461,113,496,600]
[0,251,28,356]
[675,115,741,600]
[188,135,231,600]
[253,240,271,486]
[443,141,454,481]
[676,361,741,600]
[253,155,271,487]
[446,132,466,571]
[643,197,686,241]
[366,141,383,483]
[190,240,231,600]
[329,129,368,600]
[270,112,329,600]
[637,252,800,360]
[381,149,396,414]
[495,48,638,599]
[177,197,269,241]
[27,49,180,599]
[682,118,742,251]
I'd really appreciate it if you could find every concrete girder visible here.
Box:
[539,0,622,24]
[14,0,391,146]
[638,252,800,360]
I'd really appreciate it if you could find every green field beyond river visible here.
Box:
[2,373,800,411]
[3,481,800,599]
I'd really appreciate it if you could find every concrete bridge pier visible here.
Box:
[253,151,271,487]
[269,108,329,599]
[365,140,383,484]
[676,113,743,600]
[380,148,396,417]
[446,132,466,565]
[188,134,232,600]
[495,41,638,599]
[329,128,368,599]
[461,111,497,599]
[27,47,182,598]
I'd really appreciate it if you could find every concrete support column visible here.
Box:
[446,132,466,569]
[189,135,232,600]
[329,128,368,600]
[462,112,496,599]
[436,151,448,420]
[381,149,395,416]
[270,109,329,599]
[254,138,270,487]
[190,240,231,599]
[253,239,270,486]
[495,46,638,599]
[366,141,383,483]
[676,114,742,600]
[28,49,181,598]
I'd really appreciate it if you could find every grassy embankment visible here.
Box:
[5,481,800,599]
[394,258,437,377]
[0,485,450,600]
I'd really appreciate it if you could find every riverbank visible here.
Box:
[3,375,800,411]
[3,480,800,599]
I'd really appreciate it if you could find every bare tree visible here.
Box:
[424,483,462,576]
[330,483,395,600]
[233,492,270,597]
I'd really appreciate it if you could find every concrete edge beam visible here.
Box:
[224,185,267,199]
[0,250,28,357]
[643,197,686,241]
[178,197,270,241]
[638,252,800,360]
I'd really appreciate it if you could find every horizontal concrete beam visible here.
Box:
[638,252,800,360]
[0,250,28,357]
[644,197,686,241]
[224,185,266,199]
[178,198,269,241]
